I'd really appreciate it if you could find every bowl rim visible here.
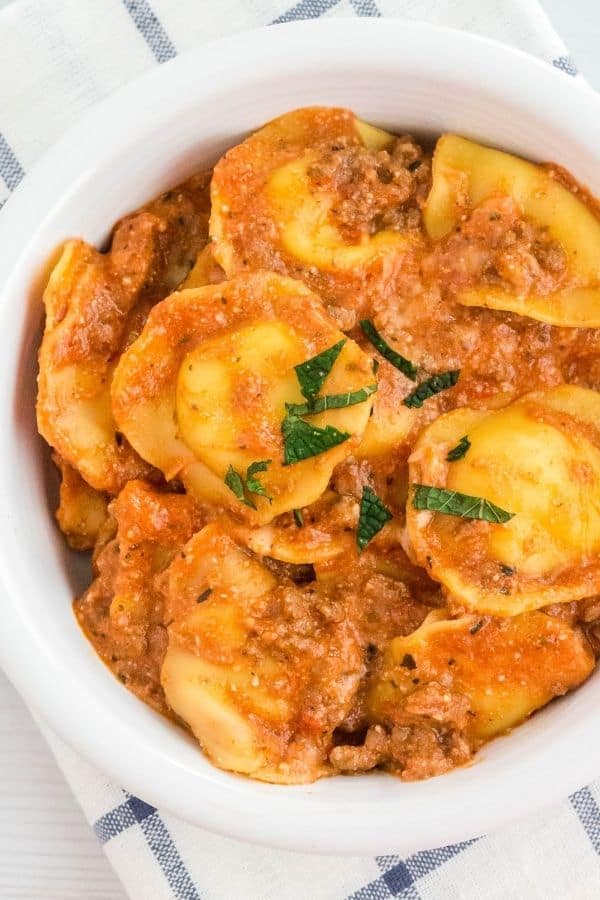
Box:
[1,16,600,856]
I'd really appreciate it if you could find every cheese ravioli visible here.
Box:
[38,109,600,787]
[37,174,212,493]
[111,272,375,524]
[407,386,600,614]
[425,134,600,326]
[160,519,364,782]
[368,609,593,743]
[210,107,428,312]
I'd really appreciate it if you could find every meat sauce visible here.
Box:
[37,107,600,783]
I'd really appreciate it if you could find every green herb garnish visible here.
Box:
[285,384,377,417]
[197,588,212,604]
[412,485,514,524]
[294,339,346,400]
[282,341,373,465]
[403,370,460,409]
[224,465,253,507]
[224,460,272,507]
[359,320,418,381]
[293,508,304,527]
[246,460,272,503]
[357,485,393,552]
[446,435,471,462]
[282,414,350,466]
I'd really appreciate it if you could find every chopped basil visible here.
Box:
[401,653,417,670]
[412,484,515,524]
[197,588,212,604]
[359,319,418,381]
[357,485,393,552]
[224,465,255,508]
[500,563,515,576]
[294,339,346,400]
[403,370,460,409]
[470,620,484,635]
[293,508,304,527]
[224,460,272,507]
[282,413,350,466]
[246,460,272,503]
[285,384,377,417]
[446,435,471,462]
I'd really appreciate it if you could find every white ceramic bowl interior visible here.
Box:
[1,19,600,856]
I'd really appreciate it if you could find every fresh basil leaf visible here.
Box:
[294,340,346,400]
[446,435,471,462]
[293,508,304,527]
[412,484,514,524]
[403,370,460,409]
[285,384,377,417]
[359,320,418,381]
[357,485,393,552]
[282,413,350,465]
[246,459,272,503]
[224,465,256,508]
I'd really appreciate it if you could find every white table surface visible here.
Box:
[1,1,600,897]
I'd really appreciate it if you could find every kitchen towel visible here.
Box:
[1,1,598,898]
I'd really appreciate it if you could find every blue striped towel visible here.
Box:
[1,1,598,898]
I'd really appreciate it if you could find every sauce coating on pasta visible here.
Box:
[36,107,600,783]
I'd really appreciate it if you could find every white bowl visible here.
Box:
[1,18,600,857]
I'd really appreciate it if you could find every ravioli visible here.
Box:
[424,134,600,326]
[234,491,356,565]
[210,107,428,311]
[181,243,226,289]
[111,272,375,524]
[160,520,363,782]
[407,386,600,614]
[36,110,600,787]
[368,610,594,742]
[37,174,212,493]
[356,365,420,458]
[74,480,204,713]
[53,454,109,551]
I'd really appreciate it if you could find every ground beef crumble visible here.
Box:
[308,135,431,241]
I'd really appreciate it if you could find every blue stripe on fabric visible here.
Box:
[349,0,381,15]
[571,786,600,854]
[140,810,202,900]
[0,132,25,192]
[93,796,137,844]
[272,0,340,25]
[395,839,478,880]
[94,793,155,843]
[552,55,578,76]
[382,861,416,896]
[351,839,477,898]
[128,794,157,823]
[350,877,396,900]
[93,794,199,899]
[123,0,177,63]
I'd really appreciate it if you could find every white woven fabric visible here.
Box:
[0,1,597,898]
